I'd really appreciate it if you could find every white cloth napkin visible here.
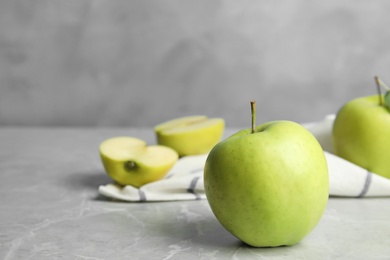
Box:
[98,115,390,201]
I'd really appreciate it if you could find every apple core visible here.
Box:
[125,161,138,171]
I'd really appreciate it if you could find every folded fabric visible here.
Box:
[98,115,390,201]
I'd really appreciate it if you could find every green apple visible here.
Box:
[333,77,390,179]
[204,102,329,247]
[154,116,225,156]
[100,136,178,187]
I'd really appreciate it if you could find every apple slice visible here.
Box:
[100,137,178,187]
[154,116,225,156]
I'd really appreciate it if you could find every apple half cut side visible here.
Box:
[100,136,179,187]
[154,116,225,156]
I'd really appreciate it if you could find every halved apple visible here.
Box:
[100,137,178,187]
[154,116,225,156]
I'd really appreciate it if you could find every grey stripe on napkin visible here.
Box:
[187,176,202,200]
[139,189,147,201]
[357,171,372,198]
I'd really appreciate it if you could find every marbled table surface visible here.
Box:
[1,127,389,260]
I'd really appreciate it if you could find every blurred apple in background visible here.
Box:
[154,116,224,156]
[100,136,178,187]
[333,76,390,179]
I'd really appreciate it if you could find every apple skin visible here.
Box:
[100,137,178,187]
[204,121,329,247]
[333,95,390,179]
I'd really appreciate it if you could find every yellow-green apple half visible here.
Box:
[154,116,225,156]
[204,102,329,247]
[333,77,390,179]
[100,137,178,187]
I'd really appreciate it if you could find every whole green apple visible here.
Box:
[204,103,329,247]
[333,94,390,179]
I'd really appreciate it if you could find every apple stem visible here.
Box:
[375,76,383,106]
[251,101,256,134]
[125,161,137,171]
[375,76,390,106]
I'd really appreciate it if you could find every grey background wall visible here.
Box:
[1,0,389,127]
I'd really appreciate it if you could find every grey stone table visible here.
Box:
[1,127,390,260]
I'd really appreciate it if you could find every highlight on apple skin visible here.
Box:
[154,115,225,156]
